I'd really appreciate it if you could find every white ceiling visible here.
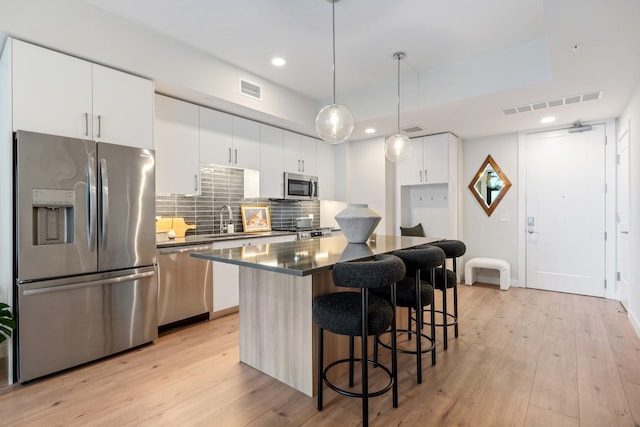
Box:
[83,0,640,140]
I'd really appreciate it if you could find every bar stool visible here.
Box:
[313,254,406,427]
[425,239,466,350]
[371,245,444,384]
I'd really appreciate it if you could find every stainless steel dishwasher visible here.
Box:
[157,244,213,328]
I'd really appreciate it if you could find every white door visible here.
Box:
[616,125,631,309]
[525,124,606,297]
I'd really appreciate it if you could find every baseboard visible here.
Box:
[629,307,640,340]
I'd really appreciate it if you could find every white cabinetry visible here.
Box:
[155,94,200,195]
[316,141,335,200]
[396,133,449,186]
[232,117,261,170]
[200,109,260,170]
[198,107,232,165]
[284,130,316,176]
[395,132,459,240]
[212,234,296,312]
[10,38,153,149]
[259,124,284,198]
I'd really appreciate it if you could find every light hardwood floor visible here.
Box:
[1,284,639,426]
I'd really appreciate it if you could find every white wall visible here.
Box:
[0,0,317,136]
[462,133,519,286]
[346,137,388,236]
[618,81,640,337]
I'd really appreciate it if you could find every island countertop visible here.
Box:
[190,234,439,276]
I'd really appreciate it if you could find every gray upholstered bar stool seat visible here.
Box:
[371,245,444,384]
[313,254,406,427]
[424,239,467,350]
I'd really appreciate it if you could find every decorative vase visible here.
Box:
[335,204,381,244]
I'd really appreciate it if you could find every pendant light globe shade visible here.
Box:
[315,103,354,144]
[385,133,412,162]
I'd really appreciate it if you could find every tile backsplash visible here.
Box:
[156,164,320,235]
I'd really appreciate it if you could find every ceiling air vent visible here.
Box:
[239,79,262,100]
[502,91,602,116]
[401,126,423,133]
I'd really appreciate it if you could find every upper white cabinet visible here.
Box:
[284,130,316,176]
[315,141,335,200]
[155,94,200,195]
[91,64,153,148]
[200,108,260,170]
[232,117,261,170]
[10,38,153,149]
[259,124,284,198]
[397,133,449,186]
[199,107,233,165]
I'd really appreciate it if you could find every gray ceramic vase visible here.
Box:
[335,204,381,244]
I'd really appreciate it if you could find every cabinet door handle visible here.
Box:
[234,149,238,164]
[301,159,305,172]
[228,147,232,164]
[97,115,102,138]
[84,112,89,136]
[419,170,422,182]
[424,169,428,182]
[298,160,301,172]
[194,174,198,192]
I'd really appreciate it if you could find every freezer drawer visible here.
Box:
[157,244,213,327]
[17,266,158,382]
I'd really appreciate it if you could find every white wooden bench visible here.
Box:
[464,257,511,291]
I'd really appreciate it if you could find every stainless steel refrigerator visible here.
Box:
[14,130,157,382]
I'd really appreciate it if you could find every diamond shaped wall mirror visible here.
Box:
[468,155,512,216]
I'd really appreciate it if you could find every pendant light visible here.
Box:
[384,52,412,162]
[315,0,354,144]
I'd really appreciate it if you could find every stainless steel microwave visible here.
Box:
[284,172,318,200]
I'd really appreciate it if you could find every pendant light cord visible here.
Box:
[332,0,336,105]
[396,54,401,133]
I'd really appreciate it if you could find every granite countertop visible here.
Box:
[190,234,439,276]
[156,230,295,249]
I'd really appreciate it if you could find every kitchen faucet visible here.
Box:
[220,204,233,233]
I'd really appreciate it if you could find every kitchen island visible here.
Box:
[192,234,437,396]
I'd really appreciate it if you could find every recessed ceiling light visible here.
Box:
[541,116,556,124]
[271,57,286,67]
[570,43,583,52]
[365,128,376,134]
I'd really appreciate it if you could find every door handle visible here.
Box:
[234,148,238,164]
[301,159,305,172]
[228,147,232,163]
[23,270,156,296]
[84,112,89,136]
[100,158,109,249]
[97,114,102,138]
[86,157,97,251]
[419,170,423,182]
[527,230,538,234]
[194,174,198,192]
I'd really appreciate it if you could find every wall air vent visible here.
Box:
[239,79,262,100]
[502,91,602,116]
[401,126,423,133]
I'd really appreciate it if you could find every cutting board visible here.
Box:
[156,217,196,238]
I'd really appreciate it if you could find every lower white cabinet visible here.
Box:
[212,234,296,312]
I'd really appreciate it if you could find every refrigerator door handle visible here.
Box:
[22,270,156,296]
[87,157,97,251]
[100,158,109,249]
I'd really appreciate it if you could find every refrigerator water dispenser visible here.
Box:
[32,188,75,245]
